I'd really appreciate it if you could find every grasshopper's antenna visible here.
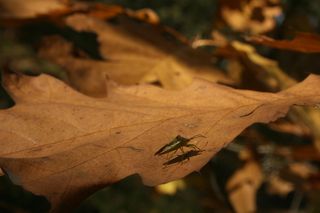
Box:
[190,134,206,140]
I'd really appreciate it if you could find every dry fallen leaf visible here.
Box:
[289,163,317,179]
[290,145,320,161]
[220,0,282,34]
[38,13,231,96]
[0,0,71,19]
[125,8,160,24]
[230,40,297,90]
[38,35,109,97]
[226,159,263,213]
[1,72,320,212]
[0,1,124,29]
[247,32,320,53]
[267,175,294,196]
[268,120,310,137]
[191,31,229,49]
[217,40,320,151]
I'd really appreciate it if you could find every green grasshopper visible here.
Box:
[154,134,206,156]
[163,149,204,166]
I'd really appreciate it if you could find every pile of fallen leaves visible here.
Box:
[1,0,320,212]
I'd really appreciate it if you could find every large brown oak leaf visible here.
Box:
[1,72,320,212]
